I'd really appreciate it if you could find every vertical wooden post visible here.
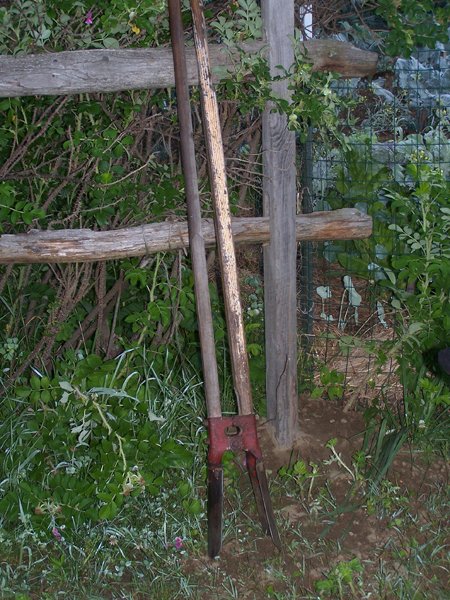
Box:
[261,0,298,447]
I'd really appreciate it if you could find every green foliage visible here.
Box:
[320,127,449,476]
[386,164,449,309]
[211,0,262,44]
[281,51,348,143]
[0,336,19,362]
[315,557,364,599]
[0,6,270,493]
[289,32,352,142]
[381,163,450,430]
[243,275,266,411]
[365,480,409,524]
[0,90,181,235]
[325,125,450,280]
[0,1,267,396]
[323,134,394,275]
[0,0,169,54]
[212,9,346,141]
[311,366,345,402]
[332,0,449,59]
[278,459,319,503]
[0,181,45,230]
[0,355,193,530]
[376,0,449,57]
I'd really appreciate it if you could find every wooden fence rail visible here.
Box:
[0,40,378,98]
[0,209,371,264]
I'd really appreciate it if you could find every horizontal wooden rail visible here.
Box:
[0,208,371,264]
[0,40,378,98]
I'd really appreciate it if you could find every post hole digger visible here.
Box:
[168,0,281,557]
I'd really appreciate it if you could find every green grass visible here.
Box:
[0,461,447,599]
[0,353,448,599]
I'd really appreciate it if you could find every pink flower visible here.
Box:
[52,527,62,542]
[84,10,93,25]
[174,536,183,550]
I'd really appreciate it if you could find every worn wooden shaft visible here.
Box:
[0,210,372,264]
[190,0,253,416]
[169,0,222,418]
[0,41,378,98]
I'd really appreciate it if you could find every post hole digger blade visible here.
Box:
[168,0,281,558]
[207,415,281,557]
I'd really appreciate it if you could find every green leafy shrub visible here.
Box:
[0,355,193,530]
[311,366,345,402]
[0,0,169,55]
[376,0,449,57]
[315,557,364,599]
[319,124,449,474]
[381,163,450,431]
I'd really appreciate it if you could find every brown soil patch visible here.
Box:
[181,397,449,599]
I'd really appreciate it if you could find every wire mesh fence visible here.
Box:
[298,44,450,408]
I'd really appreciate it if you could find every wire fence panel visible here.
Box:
[298,45,450,409]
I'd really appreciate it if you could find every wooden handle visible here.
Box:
[169,0,222,418]
[190,0,253,415]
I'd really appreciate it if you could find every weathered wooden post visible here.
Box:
[261,0,298,447]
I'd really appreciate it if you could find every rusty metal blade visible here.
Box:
[207,464,224,558]
[246,453,282,550]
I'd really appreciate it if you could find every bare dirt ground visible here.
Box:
[182,397,449,599]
